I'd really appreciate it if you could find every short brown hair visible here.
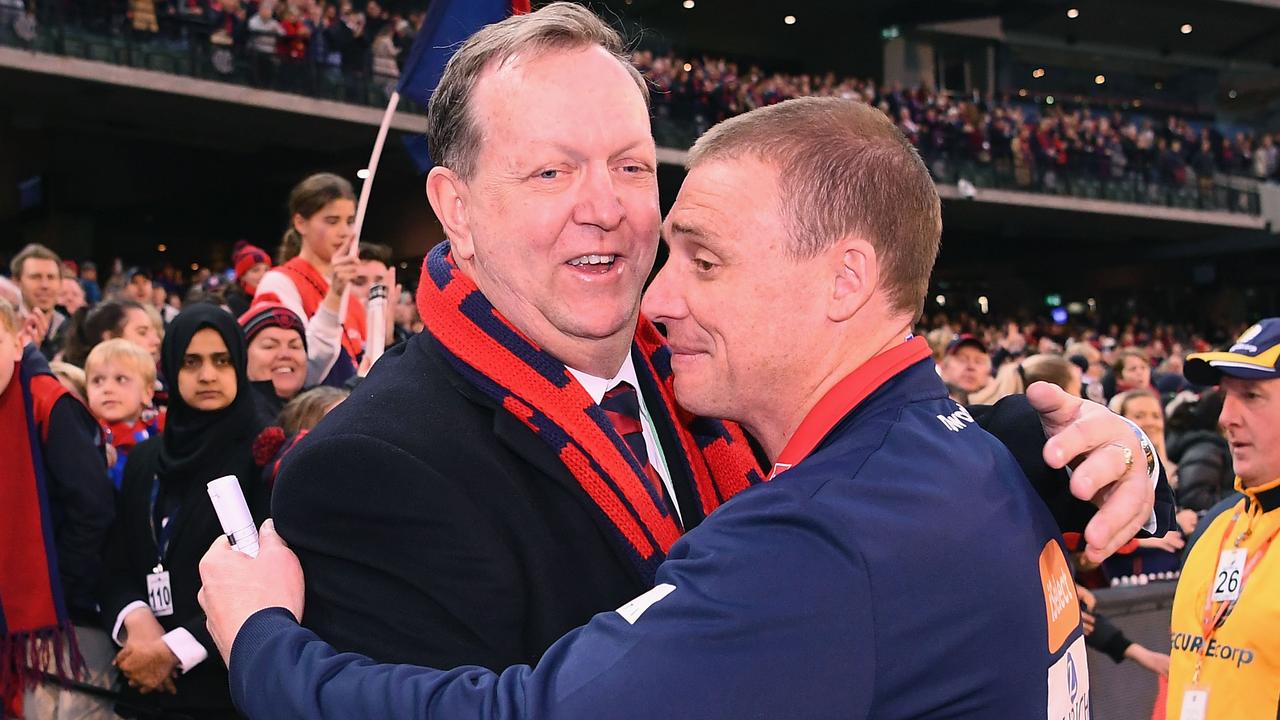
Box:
[10,243,62,279]
[426,2,647,179]
[1022,353,1075,391]
[688,97,941,320]
[358,243,392,266]
[1111,349,1149,377]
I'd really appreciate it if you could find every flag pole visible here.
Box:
[343,89,401,373]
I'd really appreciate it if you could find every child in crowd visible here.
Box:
[85,339,164,489]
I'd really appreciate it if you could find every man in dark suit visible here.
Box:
[268,1,1171,678]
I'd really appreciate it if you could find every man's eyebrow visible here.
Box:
[666,221,706,239]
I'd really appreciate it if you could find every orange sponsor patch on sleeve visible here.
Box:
[1039,539,1081,654]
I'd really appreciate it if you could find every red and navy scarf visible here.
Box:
[417,242,764,583]
[0,360,84,716]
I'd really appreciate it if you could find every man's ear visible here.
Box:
[829,238,878,323]
[425,167,475,260]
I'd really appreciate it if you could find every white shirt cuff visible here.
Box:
[112,601,151,646]
[161,627,209,673]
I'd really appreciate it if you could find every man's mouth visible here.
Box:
[566,254,617,274]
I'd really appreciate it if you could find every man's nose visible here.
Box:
[640,258,686,323]
[574,167,625,231]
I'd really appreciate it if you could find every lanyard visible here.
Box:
[148,476,180,571]
[769,337,930,479]
[1192,505,1280,685]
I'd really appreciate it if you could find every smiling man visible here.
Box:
[228,3,1166,715]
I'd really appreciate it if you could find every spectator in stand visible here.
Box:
[1165,389,1235,513]
[393,287,421,340]
[253,384,350,487]
[370,20,399,95]
[0,298,116,720]
[60,268,88,317]
[254,172,359,386]
[1075,584,1170,678]
[1108,348,1152,399]
[122,267,154,305]
[247,0,284,83]
[49,360,88,404]
[85,339,162,490]
[938,333,990,403]
[10,243,70,359]
[225,241,272,318]
[100,304,267,720]
[80,261,102,305]
[63,299,163,368]
[239,302,309,427]
[351,242,397,353]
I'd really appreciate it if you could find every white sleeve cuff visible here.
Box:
[161,627,209,673]
[112,601,151,646]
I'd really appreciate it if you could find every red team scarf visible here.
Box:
[0,362,85,716]
[417,243,764,583]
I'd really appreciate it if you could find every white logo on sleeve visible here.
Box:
[616,583,676,625]
[1047,636,1091,719]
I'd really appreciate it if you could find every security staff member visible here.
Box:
[1167,318,1280,720]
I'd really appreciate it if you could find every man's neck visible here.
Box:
[748,322,913,463]
[1241,474,1280,490]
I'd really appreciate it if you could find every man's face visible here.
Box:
[128,276,153,304]
[1219,376,1280,485]
[940,346,991,393]
[454,46,660,360]
[642,157,831,426]
[350,260,387,306]
[59,277,86,314]
[17,258,60,313]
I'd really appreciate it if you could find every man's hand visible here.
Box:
[1027,381,1156,565]
[19,307,48,348]
[115,638,178,694]
[198,519,305,666]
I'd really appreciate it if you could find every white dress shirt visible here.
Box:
[567,355,682,524]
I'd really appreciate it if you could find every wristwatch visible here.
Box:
[1119,417,1158,480]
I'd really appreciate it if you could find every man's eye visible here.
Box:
[693,258,716,273]
[537,169,560,180]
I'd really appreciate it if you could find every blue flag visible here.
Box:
[397,0,528,173]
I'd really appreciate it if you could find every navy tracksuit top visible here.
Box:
[229,347,1089,719]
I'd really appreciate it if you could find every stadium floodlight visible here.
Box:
[1032,67,1046,79]
[1094,75,1106,85]
[1046,95,1055,104]
[1228,89,1238,99]
[682,0,694,8]
[357,169,371,179]
[1066,8,1079,18]
[1180,23,1192,34]
[784,15,796,25]
[157,244,167,253]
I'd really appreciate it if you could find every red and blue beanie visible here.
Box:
[238,302,306,352]
[232,241,272,289]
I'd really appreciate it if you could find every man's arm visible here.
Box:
[270,433,528,670]
[205,496,875,720]
[971,384,1173,561]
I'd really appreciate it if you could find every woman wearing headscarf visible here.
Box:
[99,304,268,719]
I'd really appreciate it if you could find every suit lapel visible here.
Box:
[423,331,652,586]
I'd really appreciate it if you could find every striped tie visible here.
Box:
[600,381,680,525]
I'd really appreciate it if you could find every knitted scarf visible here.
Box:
[0,361,83,716]
[417,242,764,583]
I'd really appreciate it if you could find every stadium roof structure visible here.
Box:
[602,0,1280,113]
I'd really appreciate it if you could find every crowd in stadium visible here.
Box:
[637,51,1280,191]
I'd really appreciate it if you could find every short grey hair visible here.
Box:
[426,2,648,179]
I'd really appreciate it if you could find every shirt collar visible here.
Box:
[567,352,641,405]
[1236,475,1280,513]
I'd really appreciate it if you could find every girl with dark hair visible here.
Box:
[62,299,161,368]
[99,304,267,719]
[254,172,363,387]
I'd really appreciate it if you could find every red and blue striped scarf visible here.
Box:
[0,360,84,716]
[416,242,764,583]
